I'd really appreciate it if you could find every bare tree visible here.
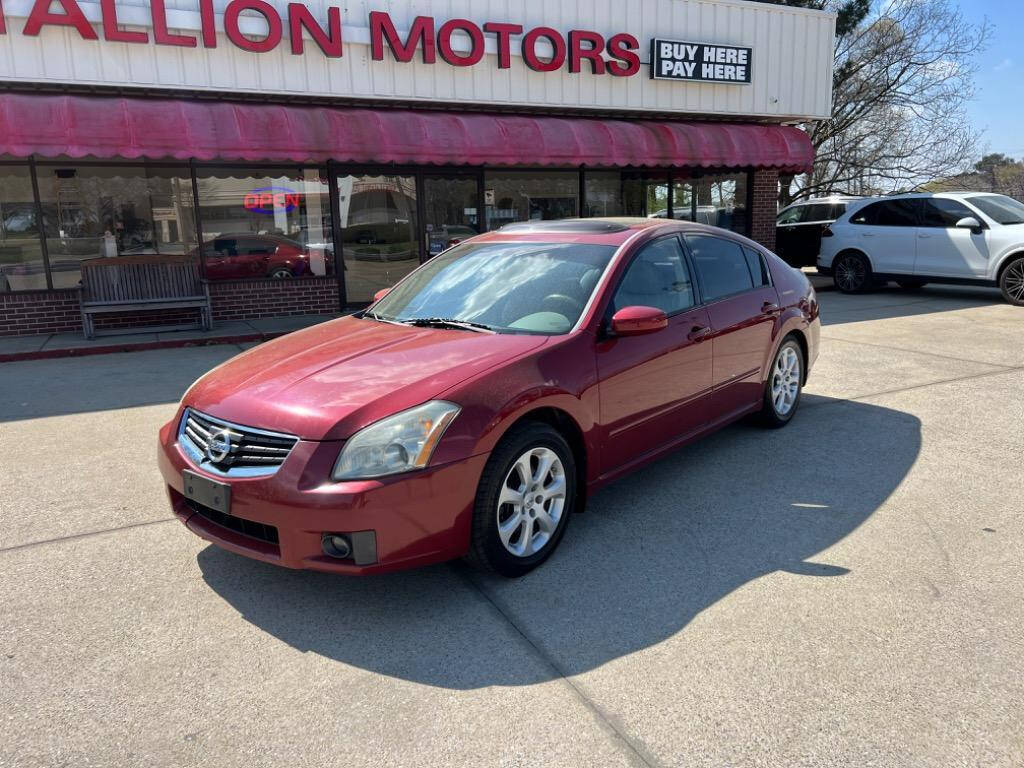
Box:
[755,0,989,205]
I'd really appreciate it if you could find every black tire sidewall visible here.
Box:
[1000,258,1024,306]
[833,252,872,294]
[471,424,576,577]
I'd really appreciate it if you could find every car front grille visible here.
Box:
[178,408,298,477]
[186,499,280,547]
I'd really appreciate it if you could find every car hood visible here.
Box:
[184,316,548,440]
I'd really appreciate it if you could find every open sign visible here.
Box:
[244,186,302,214]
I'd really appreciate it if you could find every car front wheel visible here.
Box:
[759,338,805,428]
[467,422,576,577]
[999,256,1024,306]
[833,252,872,294]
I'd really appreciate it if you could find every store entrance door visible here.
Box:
[422,174,481,258]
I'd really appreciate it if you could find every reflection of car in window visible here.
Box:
[190,232,313,280]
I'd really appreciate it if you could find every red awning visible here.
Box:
[0,93,813,172]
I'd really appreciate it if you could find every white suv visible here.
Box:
[817,192,1024,305]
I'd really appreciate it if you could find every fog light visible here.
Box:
[322,534,352,559]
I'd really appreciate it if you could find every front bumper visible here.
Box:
[158,417,488,574]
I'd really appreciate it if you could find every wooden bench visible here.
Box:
[79,255,212,339]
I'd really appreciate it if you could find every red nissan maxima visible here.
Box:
[158,219,820,577]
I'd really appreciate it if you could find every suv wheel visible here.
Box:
[999,256,1024,306]
[833,252,873,294]
[467,423,576,577]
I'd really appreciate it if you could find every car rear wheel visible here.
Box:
[999,257,1024,306]
[759,338,804,429]
[269,267,294,279]
[833,252,872,294]
[466,422,576,577]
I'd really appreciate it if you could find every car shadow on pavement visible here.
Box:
[198,395,921,689]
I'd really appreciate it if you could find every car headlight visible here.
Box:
[332,401,461,481]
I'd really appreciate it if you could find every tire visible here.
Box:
[466,422,576,577]
[832,252,873,294]
[759,337,805,429]
[999,256,1024,306]
[268,267,294,279]
[897,279,928,291]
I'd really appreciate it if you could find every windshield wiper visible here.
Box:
[401,317,496,333]
[364,311,406,326]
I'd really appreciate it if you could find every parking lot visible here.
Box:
[2,284,1022,767]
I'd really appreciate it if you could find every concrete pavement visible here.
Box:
[1,284,1022,767]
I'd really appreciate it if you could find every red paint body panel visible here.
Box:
[0,92,814,172]
[158,220,821,573]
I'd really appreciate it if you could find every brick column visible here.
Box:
[749,168,780,251]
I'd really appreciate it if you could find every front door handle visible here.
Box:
[762,301,780,314]
[688,324,712,341]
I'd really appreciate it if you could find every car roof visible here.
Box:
[786,196,862,205]
[471,217,767,251]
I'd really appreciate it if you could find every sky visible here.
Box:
[962,0,1024,159]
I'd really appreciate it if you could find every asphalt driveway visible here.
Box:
[2,284,1022,767]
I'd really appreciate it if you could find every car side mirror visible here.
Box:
[609,306,668,337]
[955,216,983,233]
[373,287,391,302]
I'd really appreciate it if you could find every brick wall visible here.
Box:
[750,168,780,251]
[0,289,81,337]
[0,277,341,337]
[210,277,340,323]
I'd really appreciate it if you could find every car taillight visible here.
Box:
[822,225,834,238]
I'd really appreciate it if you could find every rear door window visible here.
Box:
[803,204,835,222]
[876,200,919,226]
[686,235,755,302]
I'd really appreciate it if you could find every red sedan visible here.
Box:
[158,219,820,577]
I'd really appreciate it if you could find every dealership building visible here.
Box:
[0,0,833,337]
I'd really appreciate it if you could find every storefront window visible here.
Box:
[336,174,420,303]
[584,172,623,217]
[622,173,669,218]
[695,172,750,235]
[0,166,47,292]
[35,165,196,289]
[423,175,480,257]
[484,172,579,230]
[195,167,334,281]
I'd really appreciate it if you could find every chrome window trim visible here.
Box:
[177,407,299,478]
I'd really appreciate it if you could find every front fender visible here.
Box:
[990,248,1024,282]
[430,332,600,474]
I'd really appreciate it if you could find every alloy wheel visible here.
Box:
[1004,260,1024,303]
[771,345,802,416]
[496,447,566,558]
[835,255,867,292]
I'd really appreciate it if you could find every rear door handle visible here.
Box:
[918,233,932,239]
[688,324,712,341]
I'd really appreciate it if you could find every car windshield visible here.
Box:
[369,241,618,335]
[966,195,1024,225]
